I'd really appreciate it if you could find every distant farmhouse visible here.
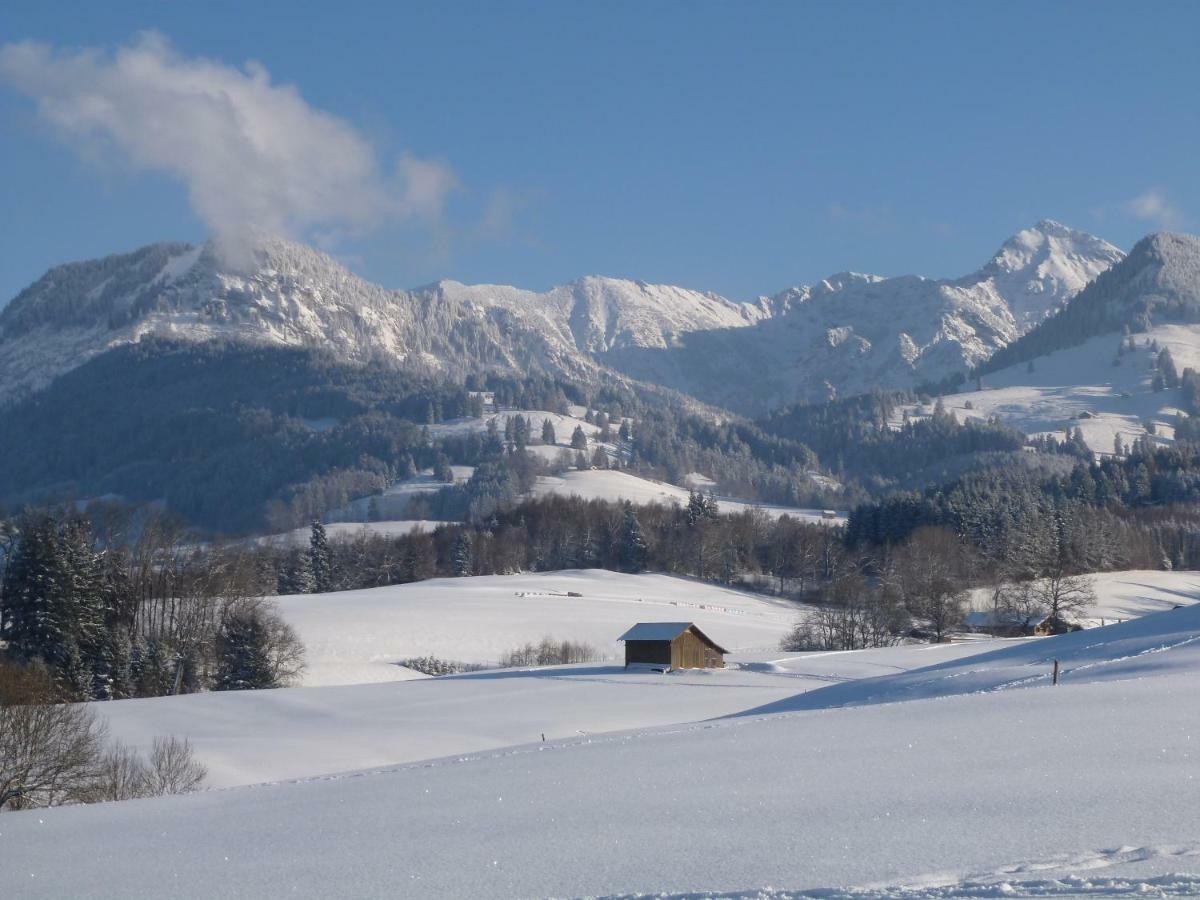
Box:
[964,611,1084,638]
[618,622,727,671]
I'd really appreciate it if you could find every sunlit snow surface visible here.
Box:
[5,571,1200,898]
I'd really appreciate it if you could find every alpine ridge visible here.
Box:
[0,221,1125,410]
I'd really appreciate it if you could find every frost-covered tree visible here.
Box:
[213,601,304,691]
[541,418,556,445]
[277,548,314,595]
[570,425,588,450]
[452,531,473,577]
[618,503,648,573]
[512,415,530,451]
[309,520,332,593]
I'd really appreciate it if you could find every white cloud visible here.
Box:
[1125,188,1184,230]
[0,33,458,252]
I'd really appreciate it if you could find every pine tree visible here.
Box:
[513,415,530,451]
[107,629,135,700]
[570,425,588,450]
[277,549,314,595]
[213,608,276,691]
[452,531,474,577]
[619,503,649,573]
[541,418,556,445]
[309,521,332,593]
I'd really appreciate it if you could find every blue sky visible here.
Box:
[2,1,1198,304]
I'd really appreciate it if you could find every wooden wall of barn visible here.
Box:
[670,631,725,669]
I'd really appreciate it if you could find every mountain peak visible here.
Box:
[973,220,1124,326]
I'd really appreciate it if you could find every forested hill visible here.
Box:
[978,231,1200,376]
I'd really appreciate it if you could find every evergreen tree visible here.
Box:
[213,608,276,691]
[618,503,649,573]
[309,521,332,593]
[570,425,588,450]
[541,418,556,445]
[107,629,135,700]
[452,531,474,577]
[277,549,314,595]
[513,415,530,451]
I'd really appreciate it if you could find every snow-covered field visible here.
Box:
[9,599,1200,898]
[968,568,1200,628]
[902,323,1200,453]
[263,519,449,548]
[534,469,847,524]
[274,569,804,686]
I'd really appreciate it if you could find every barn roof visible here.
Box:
[617,622,728,653]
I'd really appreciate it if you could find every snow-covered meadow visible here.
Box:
[7,596,1200,898]
[274,569,803,686]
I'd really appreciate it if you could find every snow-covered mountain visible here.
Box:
[0,221,1123,410]
[607,220,1124,410]
[0,236,775,405]
[981,230,1200,377]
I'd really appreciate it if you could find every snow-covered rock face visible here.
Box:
[975,218,1126,326]
[0,222,1125,410]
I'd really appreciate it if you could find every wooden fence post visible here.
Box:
[1052,659,1059,686]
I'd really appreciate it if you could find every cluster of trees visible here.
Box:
[269,491,846,596]
[0,510,303,700]
[499,638,603,668]
[847,438,1200,572]
[1,659,206,812]
[760,392,1028,488]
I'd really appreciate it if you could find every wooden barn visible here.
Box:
[618,622,727,671]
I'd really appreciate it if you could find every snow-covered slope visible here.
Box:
[93,641,1001,791]
[0,221,1122,411]
[8,602,1200,898]
[532,469,847,524]
[749,594,1200,715]
[274,569,802,686]
[914,321,1200,452]
[80,569,1200,790]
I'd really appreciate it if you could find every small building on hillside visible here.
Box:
[965,611,1085,638]
[964,610,1038,637]
[1033,614,1084,636]
[618,622,727,671]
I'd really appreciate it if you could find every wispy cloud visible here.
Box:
[1125,188,1185,230]
[0,32,459,255]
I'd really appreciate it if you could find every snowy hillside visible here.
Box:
[273,569,802,686]
[8,596,1200,897]
[81,568,1198,791]
[532,469,847,524]
[92,641,1001,791]
[908,322,1200,452]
